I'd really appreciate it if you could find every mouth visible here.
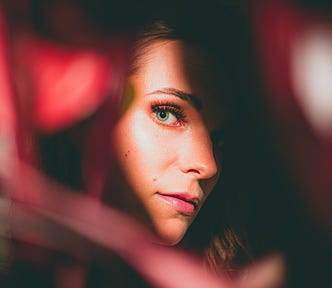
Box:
[155,192,199,215]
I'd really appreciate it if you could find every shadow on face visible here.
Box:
[106,39,224,245]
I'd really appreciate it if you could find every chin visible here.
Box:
[157,234,183,246]
[153,220,189,246]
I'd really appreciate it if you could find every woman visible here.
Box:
[103,20,225,246]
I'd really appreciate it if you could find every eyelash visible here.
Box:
[151,101,187,126]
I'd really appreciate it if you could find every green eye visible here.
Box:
[151,104,185,126]
[156,110,170,121]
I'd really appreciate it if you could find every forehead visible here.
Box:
[132,40,224,129]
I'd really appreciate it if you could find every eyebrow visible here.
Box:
[146,88,202,110]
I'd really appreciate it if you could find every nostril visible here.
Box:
[187,168,200,174]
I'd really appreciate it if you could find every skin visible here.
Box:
[108,40,222,245]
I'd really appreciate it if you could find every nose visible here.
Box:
[179,129,218,180]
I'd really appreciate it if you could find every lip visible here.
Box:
[155,192,199,215]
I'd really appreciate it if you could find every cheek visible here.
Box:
[111,112,178,184]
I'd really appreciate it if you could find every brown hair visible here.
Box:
[128,21,177,75]
[204,228,253,278]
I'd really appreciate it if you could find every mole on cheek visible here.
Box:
[152,178,156,182]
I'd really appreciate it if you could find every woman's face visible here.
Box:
[109,40,222,245]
